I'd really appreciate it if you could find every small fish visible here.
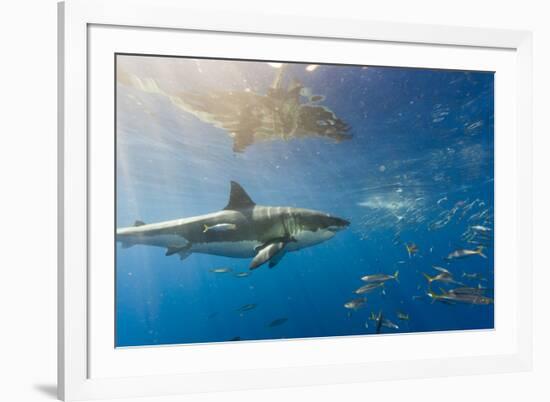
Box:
[468,212,482,221]
[451,293,493,305]
[422,267,463,285]
[236,303,257,312]
[361,270,399,283]
[367,311,396,333]
[432,265,452,275]
[405,242,419,257]
[268,318,288,327]
[234,272,251,278]
[210,267,232,273]
[437,196,448,205]
[203,223,237,233]
[355,282,385,294]
[422,272,453,284]
[344,297,367,310]
[471,225,492,233]
[228,336,242,341]
[397,312,409,321]
[381,319,399,330]
[427,288,493,305]
[448,286,486,296]
[429,216,452,230]
[462,272,487,281]
[446,246,487,260]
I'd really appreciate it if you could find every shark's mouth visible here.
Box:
[327,217,350,232]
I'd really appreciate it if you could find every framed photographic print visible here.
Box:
[58,0,533,400]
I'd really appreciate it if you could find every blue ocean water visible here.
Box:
[115,56,494,347]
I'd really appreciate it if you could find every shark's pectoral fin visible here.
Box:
[268,250,286,269]
[254,236,296,253]
[250,242,285,270]
[251,236,295,269]
[165,243,192,257]
[178,249,192,261]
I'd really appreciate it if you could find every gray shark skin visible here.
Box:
[116,182,350,270]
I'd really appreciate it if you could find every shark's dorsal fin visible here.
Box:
[224,181,255,210]
[134,220,146,226]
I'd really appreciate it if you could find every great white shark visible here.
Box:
[116,181,350,269]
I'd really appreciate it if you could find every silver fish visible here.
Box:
[449,286,487,296]
[427,289,493,305]
[210,267,232,273]
[471,225,492,233]
[237,303,257,312]
[203,223,237,233]
[268,317,288,327]
[462,272,487,281]
[446,246,487,260]
[344,297,367,310]
[382,319,399,330]
[422,266,463,285]
[361,270,399,283]
[355,282,385,294]
[397,312,410,321]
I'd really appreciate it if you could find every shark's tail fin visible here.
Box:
[476,246,487,259]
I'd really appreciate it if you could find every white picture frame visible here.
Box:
[58,0,533,400]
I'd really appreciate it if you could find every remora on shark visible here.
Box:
[116,181,350,270]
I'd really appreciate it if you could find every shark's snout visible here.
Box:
[326,216,350,231]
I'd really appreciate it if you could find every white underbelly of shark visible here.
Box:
[191,240,260,258]
[286,229,335,251]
